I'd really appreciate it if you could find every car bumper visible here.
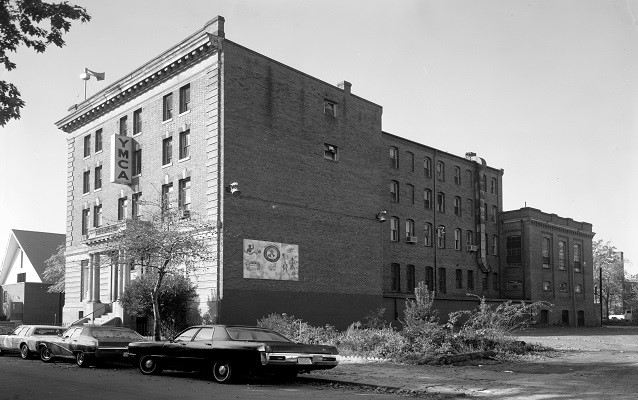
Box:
[261,353,338,369]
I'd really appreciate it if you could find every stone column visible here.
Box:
[118,251,125,298]
[87,253,95,302]
[110,254,118,302]
[92,253,101,303]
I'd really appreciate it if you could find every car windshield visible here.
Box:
[225,327,291,342]
[90,329,144,340]
[33,328,64,335]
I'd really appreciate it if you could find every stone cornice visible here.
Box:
[502,217,595,238]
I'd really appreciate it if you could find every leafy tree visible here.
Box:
[401,282,439,340]
[0,0,90,126]
[593,240,624,318]
[43,244,65,293]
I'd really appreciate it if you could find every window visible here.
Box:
[491,178,497,195]
[117,197,128,221]
[162,137,173,165]
[389,147,399,169]
[424,223,432,246]
[406,184,414,205]
[454,229,461,250]
[543,281,551,291]
[466,230,474,249]
[482,273,488,290]
[506,236,522,264]
[179,84,190,114]
[119,116,128,135]
[560,282,568,292]
[558,241,566,270]
[454,166,461,185]
[575,284,583,294]
[391,263,400,292]
[406,151,414,172]
[94,166,102,190]
[95,129,103,152]
[493,273,499,291]
[437,192,445,212]
[467,198,474,219]
[424,189,432,209]
[132,192,141,219]
[163,93,173,121]
[178,178,191,215]
[425,267,434,291]
[436,161,445,181]
[405,219,415,241]
[390,217,399,242]
[17,272,26,283]
[161,183,173,213]
[542,237,551,268]
[455,269,463,289]
[390,181,399,202]
[466,170,473,188]
[438,267,446,293]
[406,265,415,293]
[323,143,337,161]
[482,175,487,191]
[491,205,497,223]
[83,170,90,194]
[436,225,446,248]
[324,100,337,117]
[573,244,582,272]
[424,157,432,177]
[133,108,142,134]
[83,135,91,158]
[133,149,142,176]
[483,205,488,222]
[81,208,89,235]
[467,270,475,290]
[492,235,498,256]
[93,204,102,228]
[454,197,461,216]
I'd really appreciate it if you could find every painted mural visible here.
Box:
[243,239,299,281]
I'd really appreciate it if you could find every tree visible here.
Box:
[0,0,91,126]
[593,240,624,318]
[43,244,65,293]
[107,205,215,341]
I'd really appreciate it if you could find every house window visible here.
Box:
[179,84,190,114]
[95,129,103,152]
[467,270,475,290]
[467,170,473,188]
[83,135,91,158]
[178,178,191,216]
[80,260,89,301]
[132,192,142,218]
[542,237,551,268]
[323,143,337,161]
[324,100,337,117]
[117,197,128,221]
[575,284,583,294]
[482,175,487,191]
[454,197,461,216]
[133,108,142,134]
[82,170,90,194]
[391,263,400,292]
[436,225,446,248]
[425,266,434,291]
[438,267,446,293]
[389,147,399,169]
[482,273,488,290]
[506,236,522,264]
[162,137,173,165]
[119,116,128,135]
[543,281,551,291]
[560,282,568,292]
[455,269,463,289]
[454,166,461,185]
[558,241,566,270]
[132,149,142,176]
[161,183,173,213]
[492,235,498,256]
[491,205,497,223]
[390,217,399,242]
[436,161,445,181]
[94,166,102,190]
[93,204,102,228]
[407,265,415,293]
[493,273,499,291]
[424,189,432,209]
[406,151,414,172]
[81,208,89,235]
[390,181,399,202]
[405,219,415,240]
[437,192,445,212]
[573,244,582,272]
[406,184,414,205]
[424,157,432,178]
[163,93,173,121]
[466,230,474,249]
[454,229,461,251]
[491,177,497,195]
[424,223,432,246]
[467,198,474,219]
[17,272,26,283]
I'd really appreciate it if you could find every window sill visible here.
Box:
[162,118,173,124]
[179,109,191,117]
[83,155,90,160]
[133,132,142,137]
[82,192,90,196]
[133,174,141,178]
[162,163,172,168]
[178,156,191,163]
[95,150,103,155]
[94,188,102,193]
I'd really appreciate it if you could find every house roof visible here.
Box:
[2,230,65,282]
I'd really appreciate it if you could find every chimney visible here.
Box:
[338,81,352,94]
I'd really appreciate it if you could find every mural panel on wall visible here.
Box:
[243,239,299,281]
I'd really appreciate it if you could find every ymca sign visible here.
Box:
[110,134,133,185]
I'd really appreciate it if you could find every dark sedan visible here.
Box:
[127,325,339,383]
[37,325,144,367]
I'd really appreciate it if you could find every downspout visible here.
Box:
[474,157,490,273]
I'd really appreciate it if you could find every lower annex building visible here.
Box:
[54,16,597,330]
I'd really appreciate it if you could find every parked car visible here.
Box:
[37,325,144,367]
[0,325,64,359]
[127,325,339,383]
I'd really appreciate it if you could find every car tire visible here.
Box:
[212,360,234,384]
[138,355,162,375]
[20,344,30,360]
[76,352,90,368]
[40,346,53,363]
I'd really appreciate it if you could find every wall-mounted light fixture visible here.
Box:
[226,182,241,197]
[376,210,387,222]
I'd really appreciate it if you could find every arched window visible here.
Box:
[389,147,399,169]
[390,181,399,202]
[437,225,446,248]
[424,223,433,246]
[390,217,399,242]
[424,189,432,209]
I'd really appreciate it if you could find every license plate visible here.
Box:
[297,357,312,365]
[123,352,129,357]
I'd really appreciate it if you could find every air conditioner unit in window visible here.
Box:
[181,209,191,218]
[406,236,418,244]
[467,245,478,252]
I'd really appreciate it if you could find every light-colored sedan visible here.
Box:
[0,325,65,359]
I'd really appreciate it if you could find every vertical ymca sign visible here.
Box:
[110,134,133,184]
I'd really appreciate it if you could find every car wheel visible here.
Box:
[20,344,30,359]
[212,361,234,384]
[40,346,53,363]
[76,352,90,368]
[138,355,162,375]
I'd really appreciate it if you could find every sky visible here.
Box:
[1,0,636,272]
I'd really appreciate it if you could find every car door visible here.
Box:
[67,327,84,355]
[184,327,215,369]
[10,326,27,350]
[162,327,200,369]
[52,327,79,357]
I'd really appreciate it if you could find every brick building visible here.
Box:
[54,16,596,329]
